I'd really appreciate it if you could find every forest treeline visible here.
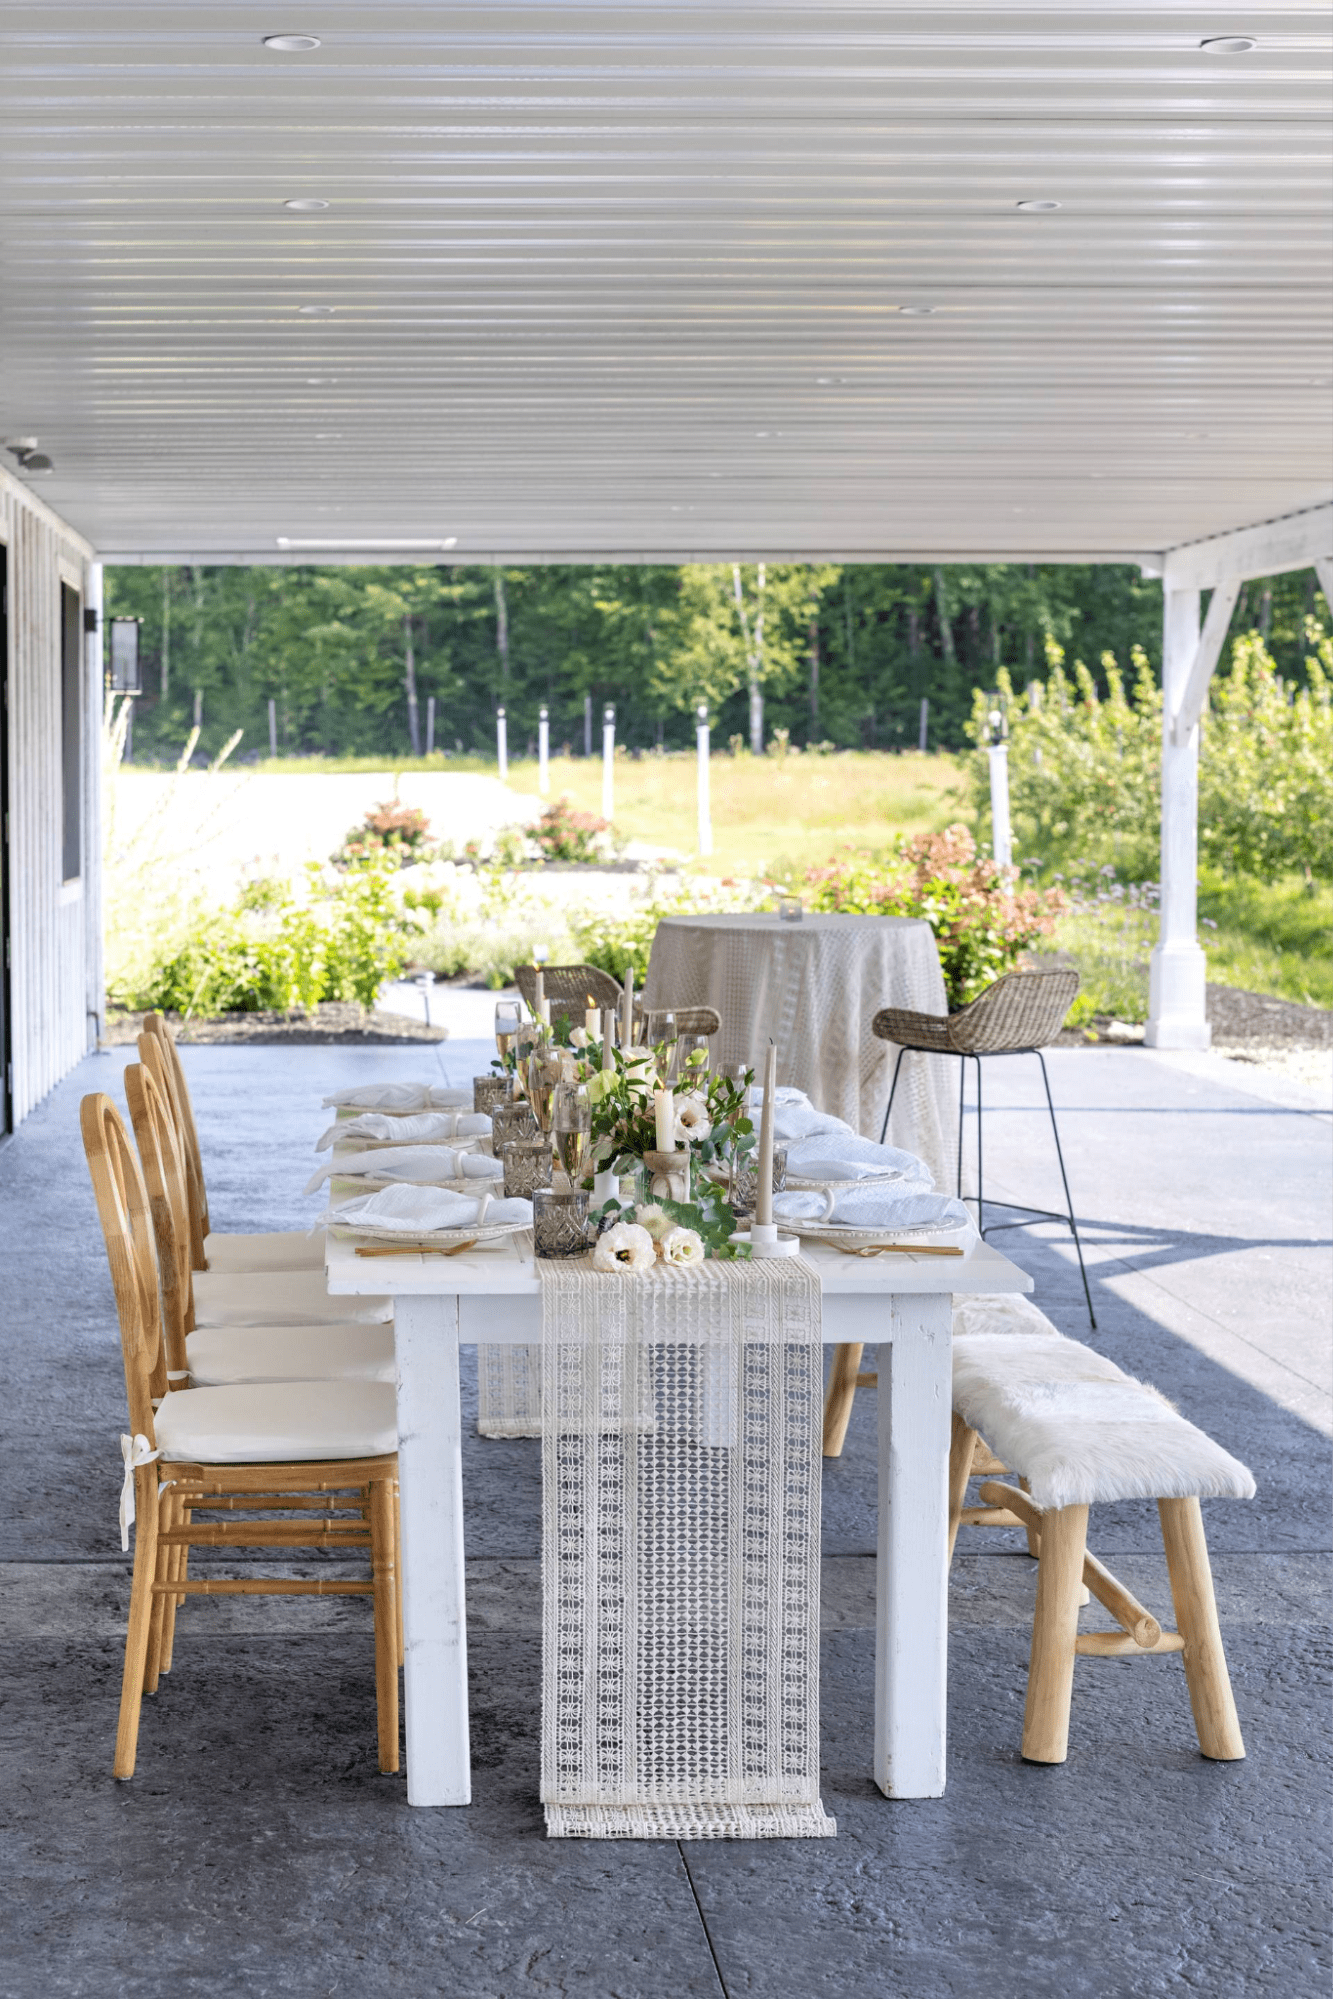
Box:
[104,559,1325,765]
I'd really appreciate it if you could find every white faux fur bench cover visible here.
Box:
[952,1333,1256,1512]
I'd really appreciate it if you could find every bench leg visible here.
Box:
[1022,1502,1089,1764]
[947,1416,977,1563]
[822,1342,864,1458]
[1158,1497,1244,1761]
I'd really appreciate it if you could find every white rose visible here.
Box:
[661,1226,705,1267]
[591,1221,657,1273]
[633,1203,674,1242]
[674,1093,711,1143]
[569,1027,589,1050]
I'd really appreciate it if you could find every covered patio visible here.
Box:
[0,6,1329,1994]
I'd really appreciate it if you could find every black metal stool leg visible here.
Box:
[880,1045,908,1145]
[956,1052,967,1198]
[1036,1050,1097,1330]
[974,1053,984,1234]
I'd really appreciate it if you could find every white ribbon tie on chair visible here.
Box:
[119,1432,161,1551]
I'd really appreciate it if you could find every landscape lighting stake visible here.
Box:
[985,695,1013,869]
[602,705,615,822]
[919,696,929,754]
[696,704,713,856]
[538,706,550,796]
[497,705,508,782]
[267,697,277,758]
[426,695,435,756]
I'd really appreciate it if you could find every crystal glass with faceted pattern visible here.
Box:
[532,1188,590,1259]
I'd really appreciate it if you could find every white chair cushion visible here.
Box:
[952,1333,1256,1509]
[203,1230,325,1273]
[952,1292,1065,1341]
[184,1321,394,1387]
[192,1268,391,1326]
[154,1379,398,1464]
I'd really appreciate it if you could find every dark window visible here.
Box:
[61,582,82,882]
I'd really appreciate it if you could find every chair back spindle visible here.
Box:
[80,1093,168,1437]
[125,1061,198,1375]
[141,1012,210,1260]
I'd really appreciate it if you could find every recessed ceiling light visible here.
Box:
[305,377,336,385]
[1015,199,1061,212]
[314,431,342,439]
[1200,35,1257,52]
[898,306,935,316]
[283,198,329,212]
[263,34,321,52]
[815,374,851,384]
[276,538,458,551]
[299,305,335,315]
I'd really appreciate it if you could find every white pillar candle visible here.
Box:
[654,1088,676,1153]
[755,1042,777,1227]
[621,969,635,1047]
[601,1008,616,1072]
[584,1005,601,1038]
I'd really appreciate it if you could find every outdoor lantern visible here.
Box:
[108,617,142,694]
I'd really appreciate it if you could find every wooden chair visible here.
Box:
[873,968,1094,1327]
[82,1090,402,1781]
[124,1060,394,1389]
[513,963,622,1023]
[139,1013,324,1273]
[948,1313,1252,1765]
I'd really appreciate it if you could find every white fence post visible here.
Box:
[496,705,508,781]
[601,705,615,821]
[918,696,929,754]
[1146,586,1210,1049]
[538,706,550,796]
[425,695,436,756]
[696,704,713,856]
[267,697,277,757]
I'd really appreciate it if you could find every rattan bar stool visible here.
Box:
[514,962,623,1022]
[874,968,1096,1327]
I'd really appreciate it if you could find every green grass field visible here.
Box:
[232,749,1331,1013]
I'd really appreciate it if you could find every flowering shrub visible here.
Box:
[333,800,434,870]
[805,824,1067,1006]
[531,795,614,864]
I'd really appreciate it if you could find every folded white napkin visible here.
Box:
[306,1145,505,1194]
[746,1085,812,1112]
[785,1136,934,1187]
[772,1188,972,1233]
[321,1183,532,1233]
[321,1082,471,1113]
[315,1109,491,1152]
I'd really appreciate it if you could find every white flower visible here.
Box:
[591,1220,656,1273]
[633,1203,674,1242]
[674,1093,710,1143]
[569,1027,589,1050]
[661,1226,705,1267]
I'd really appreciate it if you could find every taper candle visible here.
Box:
[621,968,635,1046]
[755,1041,777,1227]
[601,1007,616,1072]
[654,1087,676,1152]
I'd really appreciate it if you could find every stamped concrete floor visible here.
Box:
[1,1038,1329,1998]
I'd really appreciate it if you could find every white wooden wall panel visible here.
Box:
[0,468,96,1125]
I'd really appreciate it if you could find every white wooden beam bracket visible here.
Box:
[1171,578,1240,748]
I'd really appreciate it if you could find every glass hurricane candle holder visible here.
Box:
[532,1188,590,1259]
[503,1134,554,1200]
[473,1073,513,1116]
[728,1145,788,1216]
[778,895,803,922]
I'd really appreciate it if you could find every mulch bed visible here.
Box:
[103,1003,447,1046]
[1055,984,1330,1050]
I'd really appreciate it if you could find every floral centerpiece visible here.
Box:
[585,1050,756,1262]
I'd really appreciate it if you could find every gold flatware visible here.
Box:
[829,1241,965,1259]
[354,1238,479,1258]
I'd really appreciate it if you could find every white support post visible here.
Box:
[1171,578,1240,747]
[496,705,508,781]
[538,706,549,795]
[1316,558,1332,607]
[602,704,615,821]
[1146,586,1210,1050]
[987,740,1012,869]
[83,559,104,1048]
[695,704,713,856]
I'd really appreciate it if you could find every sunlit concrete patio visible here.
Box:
[2,1034,1327,1998]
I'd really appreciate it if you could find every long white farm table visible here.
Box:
[325,1233,1032,1809]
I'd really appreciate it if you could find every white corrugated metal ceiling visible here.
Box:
[0,3,1329,562]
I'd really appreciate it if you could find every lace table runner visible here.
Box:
[539,1256,835,1840]
[478,1339,542,1438]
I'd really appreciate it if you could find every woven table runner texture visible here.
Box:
[539,1256,836,1840]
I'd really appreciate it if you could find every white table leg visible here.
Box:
[874,1292,952,1798]
[394,1294,470,1806]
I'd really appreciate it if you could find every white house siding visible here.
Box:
[0,466,97,1125]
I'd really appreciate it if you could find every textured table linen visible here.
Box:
[645,912,955,1187]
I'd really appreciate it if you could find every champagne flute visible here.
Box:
[553,1079,591,1183]
[495,999,522,1064]
[653,1009,678,1083]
